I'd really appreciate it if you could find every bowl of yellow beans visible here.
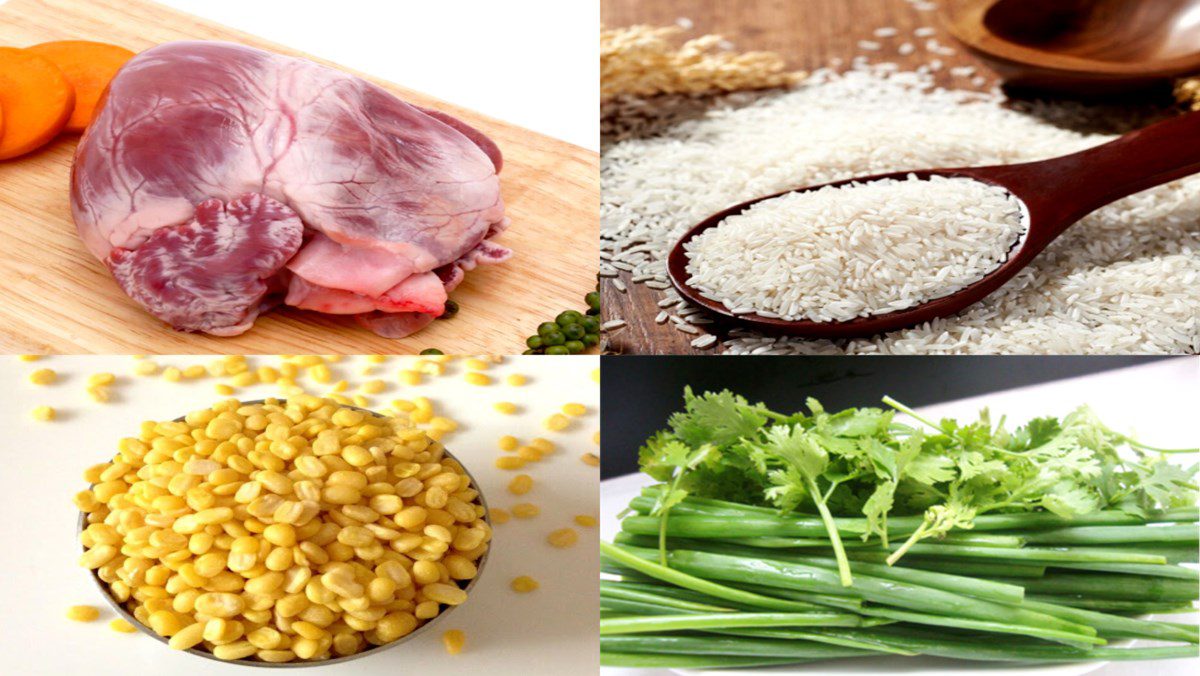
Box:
[75,396,492,666]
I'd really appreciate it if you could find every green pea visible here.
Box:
[526,335,544,349]
[538,322,560,338]
[564,340,585,354]
[543,330,566,346]
[545,345,570,355]
[563,324,586,340]
[419,349,443,355]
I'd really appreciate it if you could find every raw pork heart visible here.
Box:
[71,41,510,337]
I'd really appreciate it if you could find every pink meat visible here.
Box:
[71,41,511,337]
[107,194,303,336]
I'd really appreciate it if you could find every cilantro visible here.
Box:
[669,387,769,448]
[750,424,854,586]
[636,389,1199,575]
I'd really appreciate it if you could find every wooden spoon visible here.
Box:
[665,110,1200,339]
[944,0,1200,95]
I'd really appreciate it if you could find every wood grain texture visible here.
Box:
[600,0,1002,355]
[0,0,598,354]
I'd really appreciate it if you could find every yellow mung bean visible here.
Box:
[493,401,518,415]
[498,435,519,451]
[516,446,543,462]
[464,372,491,386]
[494,456,526,470]
[110,618,137,633]
[443,629,466,654]
[543,414,570,431]
[562,403,587,416]
[505,374,527,386]
[29,368,56,385]
[511,503,539,519]
[87,372,116,387]
[230,371,257,387]
[507,474,533,495]
[510,576,539,593]
[74,396,489,662]
[581,453,600,467]
[574,515,598,527]
[66,605,100,622]
[32,405,55,421]
[547,528,579,548]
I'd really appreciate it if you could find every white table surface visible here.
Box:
[601,357,1200,676]
[153,0,599,151]
[0,354,599,675]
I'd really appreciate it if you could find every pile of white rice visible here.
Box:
[600,67,1199,354]
[682,175,1025,322]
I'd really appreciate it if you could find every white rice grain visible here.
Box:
[601,66,1200,354]
[683,175,1024,322]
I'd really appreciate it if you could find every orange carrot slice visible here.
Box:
[0,47,75,160]
[26,40,136,133]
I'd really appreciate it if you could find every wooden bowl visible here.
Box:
[943,0,1200,96]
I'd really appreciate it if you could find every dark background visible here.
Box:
[600,356,1171,479]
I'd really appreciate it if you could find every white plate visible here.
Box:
[600,360,1200,676]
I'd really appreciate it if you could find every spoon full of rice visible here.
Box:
[666,109,1200,338]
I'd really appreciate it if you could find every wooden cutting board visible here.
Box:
[0,0,597,354]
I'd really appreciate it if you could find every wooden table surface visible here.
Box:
[0,0,598,355]
[600,0,999,355]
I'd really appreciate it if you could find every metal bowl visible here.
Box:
[77,399,491,667]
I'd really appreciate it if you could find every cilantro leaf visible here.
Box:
[670,387,767,449]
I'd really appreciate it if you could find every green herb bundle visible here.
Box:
[601,389,1200,668]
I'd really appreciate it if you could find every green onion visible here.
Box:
[600,611,862,635]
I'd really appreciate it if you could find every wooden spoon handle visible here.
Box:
[997,110,1200,238]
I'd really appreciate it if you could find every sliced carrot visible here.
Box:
[26,40,136,133]
[0,47,75,160]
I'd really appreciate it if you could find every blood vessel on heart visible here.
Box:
[71,41,511,338]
